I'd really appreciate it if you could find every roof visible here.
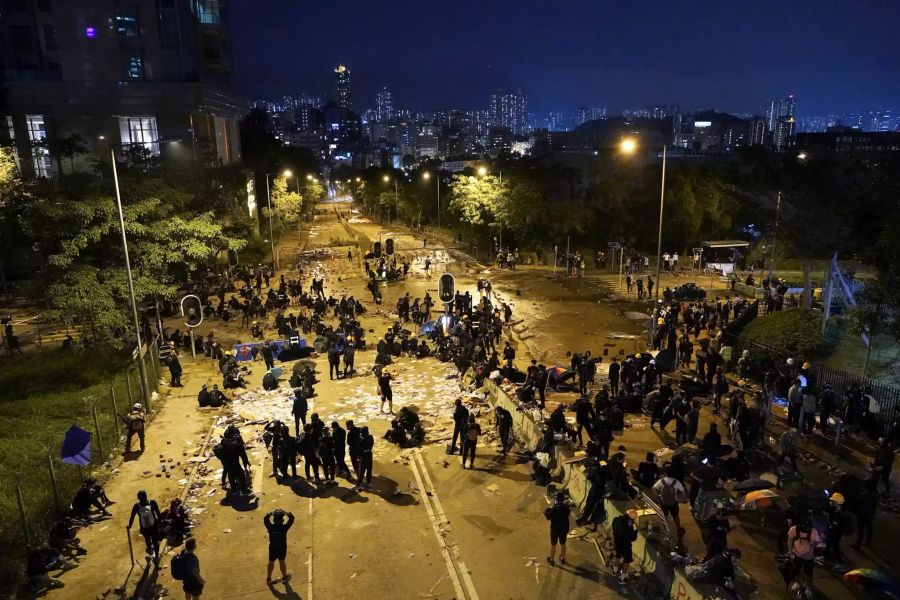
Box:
[702,240,750,248]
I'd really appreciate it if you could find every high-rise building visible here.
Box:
[576,106,607,126]
[766,95,796,133]
[375,86,393,123]
[765,94,796,150]
[0,0,244,178]
[334,64,352,110]
[772,116,796,151]
[489,89,528,135]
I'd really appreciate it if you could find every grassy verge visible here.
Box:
[0,348,134,593]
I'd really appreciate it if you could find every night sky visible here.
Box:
[230,0,900,116]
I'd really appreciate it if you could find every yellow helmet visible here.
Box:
[830,492,845,504]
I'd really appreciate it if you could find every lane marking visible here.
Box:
[413,449,480,600]
[307,496,314,600]
[409,448,467,600]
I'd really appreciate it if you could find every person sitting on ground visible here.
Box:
[262,369,279,391]
[71,478,114,517]
[636,452,661,488]
[208,384,227,407]
[26,546,75,591]
[548,404,577,443]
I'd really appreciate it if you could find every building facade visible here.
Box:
[0,0,245,178]
[334,64,351,110]
[489,89,527,135]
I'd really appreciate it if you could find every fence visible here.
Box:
[2,336,162,592]
[727,335,900,437]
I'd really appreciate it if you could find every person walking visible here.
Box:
[545,492,571,566]
[354,426,374,490]
[264,509,295,584]
[608,358,620,396]
[377,369,395,413]
[167,347,183,387]
[327,344,341,380]
[653,468,686,531]
[461,414,481,469]
[127,490,161,562]
[173,537,204,599]
[450,398,469,454]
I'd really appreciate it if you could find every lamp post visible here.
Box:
[110,149,151,409]
[264,169,294,269]
[423,171,441,229]
[382,174,398,223]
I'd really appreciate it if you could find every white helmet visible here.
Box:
[133,403,142,410]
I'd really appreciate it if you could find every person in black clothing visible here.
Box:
[127,490,162,561]
[608,358,620,395]
[262,341,276,371]
[704,507,731,561]
[264,509,295,584]
[700,423,722,462]
[495,406,513,456]
[461,414,482,468]
[354,426,374,490]
[318,428,337,482]
[327,344,341,380]
[378,369,395,413]
[197,384,211,407]
[450,399,469,454]
[291,389,308,436]
[636,452,661,488]
[594,413,613,459]
[298,424,321,484]
[673,396,691,446]
[573,396,596,446]
[343,343,355,377]
[331,421,350,477]
[612,509,639,584]
[346,420,361,477]
[853,477,879,549]
[275,432,297,481]
[819,382,835,435]
[545,492,571,566]
[208,384,227,407]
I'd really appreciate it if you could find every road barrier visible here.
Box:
[472,374,713,599]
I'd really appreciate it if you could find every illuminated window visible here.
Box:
[116,7,139,38]
[195,0,220,24]
[26,115,52,178]
[118,116,159,155]
[125,54,145,79]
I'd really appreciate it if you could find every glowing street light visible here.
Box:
[306,174,314,181]
[283,169,293,178]
[477,166,488,176]
[619,137,637,155]
[355,177,361,182]
[797,152,808,160]
[422,171,431,180]
[383,174,390,183]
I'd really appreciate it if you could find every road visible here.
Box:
[45,200,900,600]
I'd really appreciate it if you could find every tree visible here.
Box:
[270,175,303,225]
[448,174,504,228]
[45,134,87,175]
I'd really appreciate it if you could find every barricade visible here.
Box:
[477,376,708,598]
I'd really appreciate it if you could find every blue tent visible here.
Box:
[61,425,92,466]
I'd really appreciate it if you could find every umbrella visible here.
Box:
[740,489,780,511]
[844,569,899,594]
[734,478,776,492]
[60,425,92,466]
[420,320,437,335]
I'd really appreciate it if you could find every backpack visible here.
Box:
[467,426,479,442]
[171,551,187,580]
[137,504,156,529]
[658,478,680,506]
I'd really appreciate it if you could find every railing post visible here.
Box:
[92,404,104,460]
[16,477,31,548]
[47,448,61,512]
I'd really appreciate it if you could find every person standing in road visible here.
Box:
[545,491,571,566]
[125,403,146,454]
[291,389,308,436]
[343,343,356,377]
[608,358,620,396]
[354,426,374,490]
[450,398,469,454]
[346,420,361,477]
[264,509,295,584]
[612,509,639,584]
[461,414,481,469]
[167,346,183,387]
[331,421,350,477]
[127,490,161,562]
[652,468,686,531]
[378,369,395,413]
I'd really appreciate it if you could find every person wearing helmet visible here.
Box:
[124,403,146,454]
[825,493,849,563]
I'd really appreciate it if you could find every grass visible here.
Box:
[0,348,138,594]
[742,308,830,357]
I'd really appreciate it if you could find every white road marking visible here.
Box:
[412,448,480,600]
[307,496,314,600]
[409,448,467,600]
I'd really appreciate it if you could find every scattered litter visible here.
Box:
[485,483,500,493]
[222,528,231,534]
[348,553,358,559]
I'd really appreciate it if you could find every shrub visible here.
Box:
[742,308,830,357]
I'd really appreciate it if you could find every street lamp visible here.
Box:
[382,175,399,222]
[477,166,487,176]
[423,171,442,229]
[797,152,808,161]
[619,137,666,303]
[263,170,297,268]
[110,149,151,409]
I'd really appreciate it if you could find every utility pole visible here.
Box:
[111,150,151,409]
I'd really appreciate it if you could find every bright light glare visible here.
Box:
[422,171,431,180]
[383,175,390,182]
[620,138,637,154]
[797,152,807,160]
[283,169,293,177]
[306,174,313,180]
[477,166,488,176]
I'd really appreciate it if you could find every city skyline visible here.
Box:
[231,0,900,116]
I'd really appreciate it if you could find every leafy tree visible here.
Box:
[448,174,504,228]
[270,174,304,225]
[44,134,87,175]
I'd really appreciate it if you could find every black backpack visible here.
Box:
[171,550,188,580]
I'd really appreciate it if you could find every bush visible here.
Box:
[742,308,830,357]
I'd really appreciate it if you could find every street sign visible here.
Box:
[180,294,203,328]
[438,273,455,303]
[692,248,704,254]
[608,242,621,249]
